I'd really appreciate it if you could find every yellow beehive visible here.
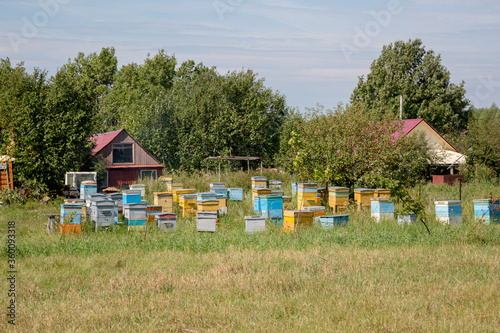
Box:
[283,210,314,233]
[373,188,391,197]
[328,187,350,213]
[172,188,195,203]
[167,183,183,193]
[179,194,197,218]
[158,175,173,182]
[252,188,272,206]
[197,200,219,212]
[153,192,173,212]
[354,188,375,211]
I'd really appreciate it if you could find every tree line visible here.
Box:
[1,39,498,191]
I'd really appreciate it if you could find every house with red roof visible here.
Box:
[394,118,466,171]
[89,129,163,188]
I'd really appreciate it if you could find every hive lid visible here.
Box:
[81,180,97,186]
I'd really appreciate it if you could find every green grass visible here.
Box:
[0,176,499,331]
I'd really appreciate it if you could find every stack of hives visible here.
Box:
[210,183,228,215]
[60,203,84,234]
[197,192,219,227]
[124,203,147,231]
[252,188,272,214]
[179,194,197,218]
[153,192,173,212]
[172,188,196,203]
[259,194,284,225]
[91,199,115,231]
[473,199,500,225]
[328,187,349,213]
[297,183,317,209]
[283,210,314,233]
[86,193,107,220]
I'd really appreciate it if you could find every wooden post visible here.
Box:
[218,158,221,183]
[247,159,250,174]
[260,158,263,175]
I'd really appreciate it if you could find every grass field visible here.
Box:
[1,172,499,332]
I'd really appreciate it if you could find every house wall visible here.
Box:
[410,122,456,151]
[108,167,163,188]
[99,131,160,166]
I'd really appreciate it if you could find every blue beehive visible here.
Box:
[253,196,261,214]
[227,188,243,201]
[260,194,283,219]
[473,199,500,224]
[123,203,147,226]
[371,197,394,222]
[60,203,83,225]
[319,215,349,228]
[80,181,97,200]
[122,190,142,205]
[435,200,462,225]
[197,192,218,201]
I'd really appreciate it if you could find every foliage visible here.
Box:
[0,189,26,205]
[350,39,470,134]
[284,104,429,190]
[21,179,49,200]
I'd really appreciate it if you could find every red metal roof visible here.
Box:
[392,118,458,152]
[104,164,164,169]
[90,129,124,155]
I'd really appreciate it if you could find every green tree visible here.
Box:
[285,105,429,189]
[350,39,470,134]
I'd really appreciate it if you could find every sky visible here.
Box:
[1,0,499,112]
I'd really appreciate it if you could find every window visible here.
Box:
[141,170,157,180]
[113,144,133,164]
[98,171,108,189]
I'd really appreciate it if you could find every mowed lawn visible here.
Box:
[1,180,499,332]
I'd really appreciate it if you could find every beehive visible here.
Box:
[370,197,394,222]
[245,216,266,234]
[109,193,123,223]
[154,192,173,212]
[252,188,272,208]
[179,194,197,218]
[129,184,146,198]
[158,175,173,182]
[260,195,283,220]
[197,199,219,213]
[196,211,217,232]
[60,203,83,225]
[156,213,177,231]
[227,188,243,201]
[167,183,183,193]
[251,176,267,189]
[172,188,196,203]
[473,199,500,225]
[122,190,141,205]
[79,180,97,200]
[147,205,163,222]
[302,206,326,223]
[197,192,218,201]
[374,188,391,197]
[397,213,417,225]
[268,179,282,190]
[0,156,14,190]
[283,210,314,233]
[254,196,261,215]
[435,200,462,225]
[354,188,375,211]
[328,187,349,213]
[124,203,147,228]
[91,199,115,229]
[297,183,317,209]
[319,214,349,228]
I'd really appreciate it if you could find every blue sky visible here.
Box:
[1,0,499,111]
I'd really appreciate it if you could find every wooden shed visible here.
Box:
[90,129,163,188]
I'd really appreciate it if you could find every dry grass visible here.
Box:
[1,245,499,332]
